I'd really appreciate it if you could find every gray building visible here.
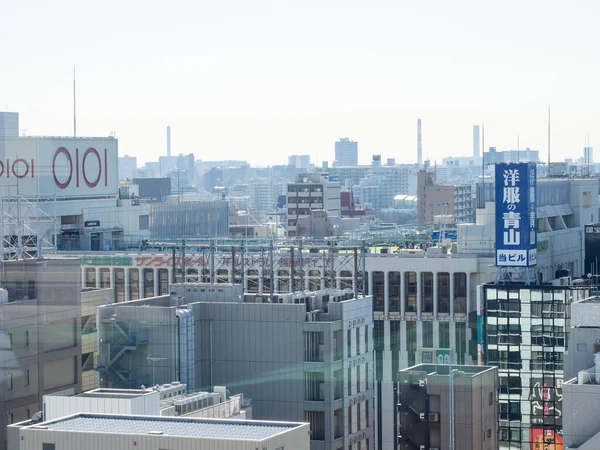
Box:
[0,113,18,138]
[97,287,375,450]
[397,364,498,450]
[0,259,82,448]
[562,296,600,449]
[151,200,229,239]
[335,138,358,167]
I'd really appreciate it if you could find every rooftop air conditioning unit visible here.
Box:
[428,413,439,422]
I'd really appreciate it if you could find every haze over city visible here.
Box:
[2,0,600,166]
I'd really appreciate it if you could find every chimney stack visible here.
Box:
[167,126,171,157]
[417,119,422,166]
[473,125,480,158]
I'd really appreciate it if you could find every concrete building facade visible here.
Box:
[397,364,498,450]
[0,259,82,448]
[334,138,358,167]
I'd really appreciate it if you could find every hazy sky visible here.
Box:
[2,0,600,167]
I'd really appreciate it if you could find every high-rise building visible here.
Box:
[416,171,473,225]
[0,112,18,137]
[397,364,498,450]
[473,125,480,158]
[118,155,138,181]
[288,154,311,170]
[335,138,358,167]
[584,146,593,166]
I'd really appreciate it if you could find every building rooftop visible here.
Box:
[28,414,301,440]
[401,364,496,377]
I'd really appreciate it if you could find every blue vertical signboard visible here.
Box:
[495,162,537,267]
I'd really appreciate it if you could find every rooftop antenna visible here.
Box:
[547,106,551,167]
[73,64,77,138]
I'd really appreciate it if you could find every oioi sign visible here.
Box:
[0,137,118,197]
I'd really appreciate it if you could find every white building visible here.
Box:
[0,112,19,137]
[288,154,310,170]
[118,155,138,181]
[334,138,358,167]
[10,414,309,450]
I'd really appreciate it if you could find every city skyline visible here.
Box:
[2,1,600,167]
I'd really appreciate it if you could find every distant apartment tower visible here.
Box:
[288,154,311,170]
[118,155,138,181]
[473,125,480,158]
[0,112,18,137]
[286,173,341,237]
[335,138,358,167]
[397,364,498,450]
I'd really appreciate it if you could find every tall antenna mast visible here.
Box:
[481,123,485,180]
[73,65,77,138]
[547,107,551,167]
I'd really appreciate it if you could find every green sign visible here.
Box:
[81,256,133,266]
[419,348,451,364]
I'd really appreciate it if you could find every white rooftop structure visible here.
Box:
[12,414,309,450]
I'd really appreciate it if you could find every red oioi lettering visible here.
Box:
[52,147,109,189]
[0,159,35,178]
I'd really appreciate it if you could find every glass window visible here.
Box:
[340,270,353,291]
[453,272,467,313]
[158,269,169,295]
[422,321,433,348]
[421,272,433,313]
[128,269,140,300]
[100,268,111,289]
[309,269,321,291]
[143,269,154,298]
[404,272,417,313]
[277,270,290,293]
[388,272,400,312]
[439,322,450,349]
[373,271,384,312]
[85,268,96,288]
[438,272,450,313]
[216,268,229,284]
[114,268,125,302]
[247,269,259,293]
[187,268,198,282]
[407,321,417,366]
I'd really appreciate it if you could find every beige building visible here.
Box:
[417,170,473,225]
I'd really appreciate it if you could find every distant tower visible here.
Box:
[584,146,593,166]
[167,126,171,157]
[473,125,480,158]
[417,119,422,166]
[334,138,358,167]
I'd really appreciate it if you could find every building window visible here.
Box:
[388,272,400,312]
[422,321,433,348]
[114,268,125,302]
[25,329,29,347]
[489,392,493,405]
[129,269,140,300]
[404,272,417,313]
[25,368,30,387]
[27,280,36,299]
[5,332,12,350]
[421,272,433,313]
[373,272,384,312]
[139,214,150,230]
[407,321,417,366]
[438,272,450,313]
[453,272,467,313]
[42,444,55,450]
[7,372,12,390]
[143,269,154,298]
[100,268,111,289]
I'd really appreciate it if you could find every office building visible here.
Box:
[97,287,374,450]
[118,155,138,181]
[417,171,473,225]
[482,283,590,449]
[286,173,341,237]
[0,259,82,448]
[335,138,358,167]
[397,364,498,450]
[562,296,600,450]
[10,414,309,450]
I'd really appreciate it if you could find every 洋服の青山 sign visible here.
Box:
[0,137,118,197]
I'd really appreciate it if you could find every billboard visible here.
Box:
[0,137,118,198]
[495,162,537,267]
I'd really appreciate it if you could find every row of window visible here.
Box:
[372,271,468,314]
[5,368,30,391]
